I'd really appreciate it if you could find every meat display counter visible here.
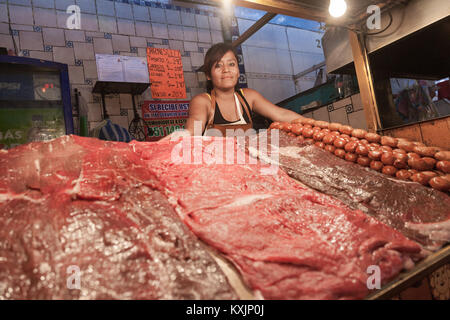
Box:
[367,245,450,299]
[0,123,448,299]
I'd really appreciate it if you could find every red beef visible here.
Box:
[134,137,422,299]
[0,136,236,299]
[242,132,450,251]
[0,135,426,300]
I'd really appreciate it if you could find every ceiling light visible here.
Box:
[329,0,347,18]
[222,0,233,16]
[223,0,232,10]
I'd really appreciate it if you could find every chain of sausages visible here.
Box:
[269,118,450,193]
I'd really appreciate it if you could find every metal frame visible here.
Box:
[367,246,450,299]
[231,12,277,47]
[92,81,150,141]
[210,0,330,22]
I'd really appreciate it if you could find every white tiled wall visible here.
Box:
[247,78,296,104]
[165,9,180,25]
[9,5,33,25]
[19,30,43,50]
[133,4,149,21]
[237,19,289,50]
[305,94,368,130]
[117,18,135,35]
[311,106,330,122]
[111,34,130,51]
[134,20,152,37]
[149,7,165,23]
[0,0,326,135]
[98,15,117,33]
[42,27,65,46]
[53,46,75,65]
[290,51,324,75]
[286,28,324,54]
[65,29,84,41]
[96,0,115,17]
[242,46,293,75]
[34,7,57,27]
[181,12,195,27]
[115,2,132,19]
[93,37,113,54]
[238,17,325,104]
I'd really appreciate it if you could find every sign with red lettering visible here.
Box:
[142,100,189,141]
[147,48,186,99]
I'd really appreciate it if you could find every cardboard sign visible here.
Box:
[142,100,189,141]
[147,48,186,99]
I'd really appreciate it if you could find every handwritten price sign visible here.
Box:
[147,48,186,99]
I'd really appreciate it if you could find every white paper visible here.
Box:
[95,54,149,83]
[122,56,149,83]
[96,54,124,82]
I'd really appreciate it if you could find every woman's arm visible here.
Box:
[160,94,210,141]
[184,94,210,135]
[244,88,302,123]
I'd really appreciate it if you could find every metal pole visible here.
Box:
[101,93,109,119]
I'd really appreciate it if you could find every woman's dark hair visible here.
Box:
[203,42,240,93]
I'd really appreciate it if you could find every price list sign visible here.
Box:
[147,47,186,99]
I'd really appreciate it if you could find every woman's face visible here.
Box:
[208,50,239,91]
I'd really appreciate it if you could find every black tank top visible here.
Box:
[212,90,252,125]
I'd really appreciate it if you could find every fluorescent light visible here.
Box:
[329,0,347,18]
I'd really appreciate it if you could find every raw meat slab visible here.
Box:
[242,132,450,251]
[134,136,423,299]
[0,136,237,299]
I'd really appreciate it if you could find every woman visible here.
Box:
[163,42,301,139]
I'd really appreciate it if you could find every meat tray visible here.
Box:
[366,245,449,299]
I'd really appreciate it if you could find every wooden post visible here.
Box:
[348,30,381,132]
[232,13,276,48]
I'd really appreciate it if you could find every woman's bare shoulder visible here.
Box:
[241,87,261,98]
[190,92,211,105]
[189,93,211,114]
[241,88,263,108]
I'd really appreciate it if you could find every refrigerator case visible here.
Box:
[0,56,73,149]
